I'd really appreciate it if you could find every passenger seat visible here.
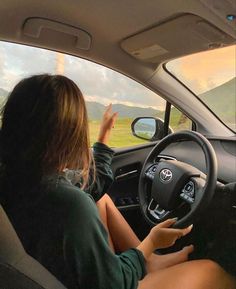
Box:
[0,205,66,289]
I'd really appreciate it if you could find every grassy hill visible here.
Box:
[199,77,236,125]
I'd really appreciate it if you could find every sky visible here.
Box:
[0,41,235,109]
[166,45,236,95]
[0,41,165,110]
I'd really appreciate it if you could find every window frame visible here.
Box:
[0,40,195,148]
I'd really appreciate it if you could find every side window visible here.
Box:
[0,41,192,148]
[169,105,192,132]
[0,41,166,148]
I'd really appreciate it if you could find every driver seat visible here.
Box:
[0,205,66,289]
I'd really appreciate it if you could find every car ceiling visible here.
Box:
[0,0,235,139]
[0,0,235,83]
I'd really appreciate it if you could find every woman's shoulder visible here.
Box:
[42,174,96,212]
[41,175,100,232]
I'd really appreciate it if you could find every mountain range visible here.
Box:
[86,102,162,119]
[0,77,235,121]
[0,89,163,119]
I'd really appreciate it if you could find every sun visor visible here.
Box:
[22,18,91,50]
[121,14,236,63]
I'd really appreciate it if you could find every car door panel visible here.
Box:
[108,144,155,238]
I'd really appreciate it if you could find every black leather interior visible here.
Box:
[0,205,66,289]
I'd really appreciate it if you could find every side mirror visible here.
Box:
[131,117,172,141]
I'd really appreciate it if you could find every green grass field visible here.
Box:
[89,112,192,148]
[89,118,147,147]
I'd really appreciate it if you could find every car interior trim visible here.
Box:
[23,17,92,50]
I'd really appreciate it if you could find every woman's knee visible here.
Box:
[188,259,236,289]
[198,259,223,273]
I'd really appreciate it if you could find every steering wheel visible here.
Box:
[139,131,217,228]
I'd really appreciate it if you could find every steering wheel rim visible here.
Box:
[139,131,218,228]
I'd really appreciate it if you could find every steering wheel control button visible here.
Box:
[180,193,188,200]
[152,166,157,172]
[185,182,193,192]
[180,181,195,204]
[145,165,158,180]
[159,168,173,183]
[145,172,154,180]
[187,197,194,204]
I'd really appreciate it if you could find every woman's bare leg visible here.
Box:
[96,194,116,252]
[97,194,236,289]
[97,194,236,288]
[138,260,236,289]
[97,194,193,270]
[96,193,140,251]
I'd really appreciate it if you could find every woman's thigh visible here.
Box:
[138,259,236,289]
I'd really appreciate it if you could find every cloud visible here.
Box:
[0,42,57,91]
[63,56,165,109]
[0,41,165,110]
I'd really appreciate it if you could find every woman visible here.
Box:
[0,74,234,289]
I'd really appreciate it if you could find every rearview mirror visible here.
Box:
[131,117,172,141]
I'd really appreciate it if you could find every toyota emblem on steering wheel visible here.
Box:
[160,169,173,183]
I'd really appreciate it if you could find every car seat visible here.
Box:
[0,205,66,289]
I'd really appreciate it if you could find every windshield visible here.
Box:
[166,45,236,132]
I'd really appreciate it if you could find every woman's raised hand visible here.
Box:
[137,218,193,260]
[97,104,118,145]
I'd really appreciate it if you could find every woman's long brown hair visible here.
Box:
[0,74,93,193]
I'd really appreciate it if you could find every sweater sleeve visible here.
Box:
[84,142,114,202]
[63,187,146,289]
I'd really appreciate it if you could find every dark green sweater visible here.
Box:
[2,142,146,289]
